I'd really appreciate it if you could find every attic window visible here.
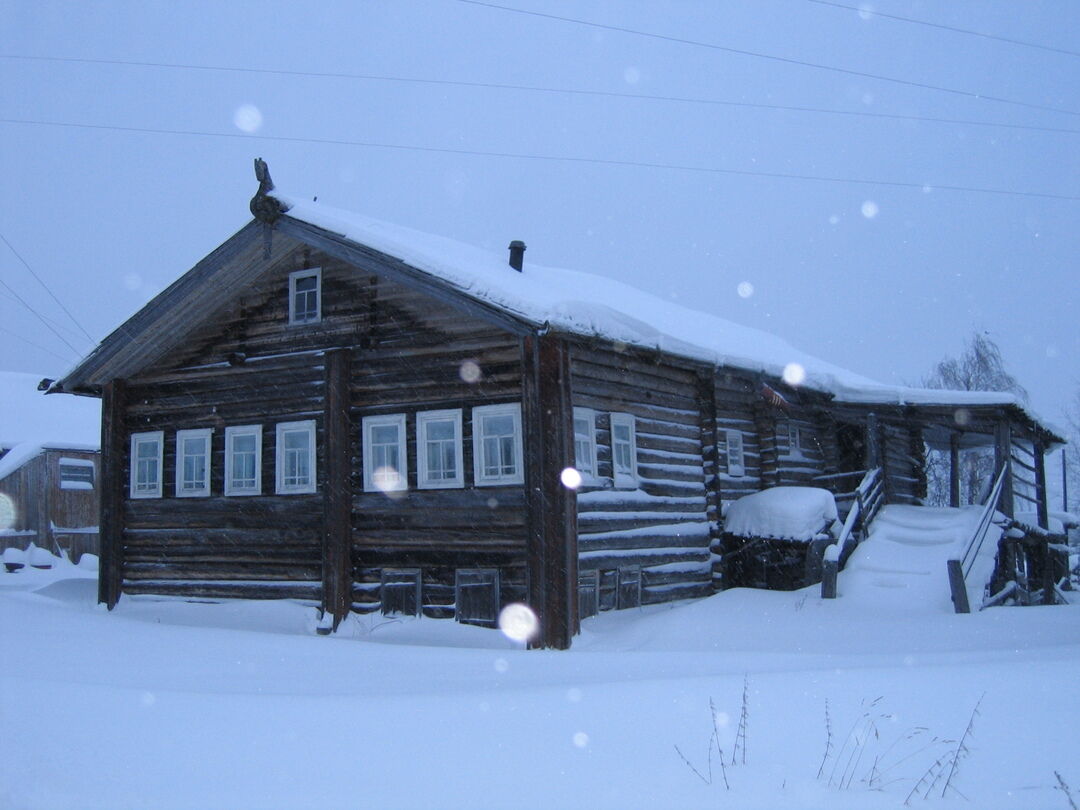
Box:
[288,268,322,325]
[59,458,95,490]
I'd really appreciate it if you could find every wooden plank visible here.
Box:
[522,334,578,649]
[323,348,351,629]
[99,380,125,608]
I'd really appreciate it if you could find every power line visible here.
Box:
[0,230,95,344]
[453,0,1080,118]
[804,0,1080,59]
[0,263,83,357]
[0,325,76,364]
[2,115,1077,202]
[2,53,1077,137]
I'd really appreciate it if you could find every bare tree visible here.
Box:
[922,333,1028,506]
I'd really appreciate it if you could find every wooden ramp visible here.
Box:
[836,505,1003,614]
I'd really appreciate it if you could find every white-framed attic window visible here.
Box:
[725,430,745,477]
[573,407,596,478]
[175,428,213,497]
[610,412,638,488]
[288,267,322,325]
[276,420,317,494]
[130,431,164,499]
[362,413,408,493]
[473,403,524,486]
[225,425,262,496]
[58,457,95,490]
[417,409,464,489]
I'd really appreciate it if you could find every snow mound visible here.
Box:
[724,487,838,542]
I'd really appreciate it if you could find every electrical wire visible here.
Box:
[804,0,1080,59]
[453,0,1080,118]
[0,231,95,344]
[0,266,83,357]
[1,116,1077,201]
[1,53,1076,137]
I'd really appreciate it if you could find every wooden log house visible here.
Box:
[50,161,1064,647]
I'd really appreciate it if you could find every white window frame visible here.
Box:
[175,428,213,497]
[224,425,262,496]
[573,407,597,478]
[417,409,464,489]
[276,420,317,495]
[362,413,408,493]
[288,267,322,326]
[785,422,802,458]
[58,457,95,491]
[472,403,524,486]
[725,430,745,477]
[129,431,164,499]
[610,412,638,488]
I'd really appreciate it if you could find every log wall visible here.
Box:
[571,346,713,608]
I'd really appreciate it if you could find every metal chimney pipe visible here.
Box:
[508,240,526,272]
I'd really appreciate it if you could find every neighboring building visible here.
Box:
[0,372,101,562]
[50,161,1063,647]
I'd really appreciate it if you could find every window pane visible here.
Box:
[295,275,317,292]
[484,414,514,437]
[372,424,398,445]
[137,442,157,460]
[428,419,454,441]
[285,431,308,450]
[234,434,256,453]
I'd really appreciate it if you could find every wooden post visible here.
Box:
[1034,441,1049,531]
[98,380,126,609]
[522,334,578,650]
[949,432,961,508]
[947,559,971,614]
[994,419,1014,518]
[322,349,353,631]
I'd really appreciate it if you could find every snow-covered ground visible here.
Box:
[3,545,1078,810]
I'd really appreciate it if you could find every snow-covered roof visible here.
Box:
[271,191,1060,439]
[0,371,99,480]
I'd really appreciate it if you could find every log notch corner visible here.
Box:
[522,333,578,649]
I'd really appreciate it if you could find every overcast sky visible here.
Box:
[1,1,1076,434]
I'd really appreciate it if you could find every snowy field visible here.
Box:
[3,556,1079,810]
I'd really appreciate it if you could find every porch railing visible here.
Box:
[820,467,884,598]
[947,464,1007,613]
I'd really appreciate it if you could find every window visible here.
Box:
[573,408,596,477]
[288,268,322,325]
[610,412,638,488]
[473,403,524,486]
[456,569,500,626]
[129,431,164,499]
[725,430,745,477]
[175,428,213,497]
[417,409,464,489]
[381,569,421,616]
[786,423,814,458]
[225,425,262,496]
[362,414,407,493]
[58,458,95,490]
[276,420,316,494]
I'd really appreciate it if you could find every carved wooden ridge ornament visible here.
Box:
[249,157,290,224]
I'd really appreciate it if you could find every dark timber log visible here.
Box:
[323,349,352,629]
[949,432,961,508]
[994,420,1014,519]
[1034,441,1049,531]
[99,380,125,608]
[522,334,577,649]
